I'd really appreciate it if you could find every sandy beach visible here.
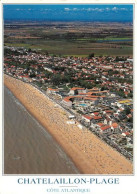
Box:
[4,74,133,174]
[4,86,79,174]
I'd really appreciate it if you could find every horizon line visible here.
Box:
[4,19,133,23]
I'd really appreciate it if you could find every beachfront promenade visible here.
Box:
[4,74,133,174]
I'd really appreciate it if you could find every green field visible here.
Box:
[5,40,132,57]
[4,21,133,57]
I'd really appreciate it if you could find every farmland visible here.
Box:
[4,21,133,57]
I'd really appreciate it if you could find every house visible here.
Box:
[91,112,100,116]
[111,123,119,133]
[91,116,103,124]
[69,87,86,95]
[84,97,99,105]
[103,110,113,115]
[100,125,112,133]
[62,97,72,107]
[41,77,48,83]
[127,58,133,62]
[47,88,59,94]
[21,75,32,82]
[88,87,100,92]
[96,123,104,129]
[82,115,92,123]
[122,132,130,137]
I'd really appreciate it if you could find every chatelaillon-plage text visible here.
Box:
[18,177,119,185]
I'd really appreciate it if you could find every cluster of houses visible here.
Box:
[47,85,133,159]
[4,46,133,159]
[4,46,133,99]
[47,85,133,134]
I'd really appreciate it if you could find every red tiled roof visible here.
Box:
[71,87,85,91]
[111,123,118,128]
[127,114,132,118]
[93,116,102,120]
[88,88,99,91]
[83,115,92,120]
[63,97,72,102]
[21,75,29,78]
[48,88,59,91]
[97,123,104,127]
[124,132,130,136]
[101,125,111,131]
[64,98,71,102]
[79,93,87,95]
[93,112,99,115]
[124,91,129,95]
[105,110,113,113]
[63,95,83,102]
[84,97,97,101]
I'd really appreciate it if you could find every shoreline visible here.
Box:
[4,86,79,174]
[4,74,133,174]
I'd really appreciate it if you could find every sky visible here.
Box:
[3,4,133,22]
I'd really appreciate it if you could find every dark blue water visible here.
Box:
[97,39,132,43]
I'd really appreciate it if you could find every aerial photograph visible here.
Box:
[3,4,133,174]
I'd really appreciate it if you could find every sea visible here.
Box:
[4,86,79,174]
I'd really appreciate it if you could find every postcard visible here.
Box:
[0,0,137,193]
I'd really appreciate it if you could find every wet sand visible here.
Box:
[4,75,133,174]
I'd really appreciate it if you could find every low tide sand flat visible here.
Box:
[4,74,133,174]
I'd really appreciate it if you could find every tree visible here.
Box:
[115,56,125,62]
[79,80,92,89]
[28,48,32,52]
[101,86,108,91]
[29,73,36,78]
[128,117,133,123]
[45,50,49,56]
[128,93,133,98]
[125,107,131,115]
[88,53,94,59]
[116,91,125,98]
[108,70,113,76]
[52,74,62,85]
[45,71,53,78]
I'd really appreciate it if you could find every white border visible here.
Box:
[0,1,137,194]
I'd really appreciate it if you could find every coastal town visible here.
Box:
[4,46,133,161]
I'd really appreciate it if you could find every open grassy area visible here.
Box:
[5,40,132,57]
[4,21,133,57]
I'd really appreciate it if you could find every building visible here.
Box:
[69,87,86,95]
[62,97,72,107]
[82,115,92,123]
[47,88,59,94]
[100,125,112,133]
[91,116,103,124]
